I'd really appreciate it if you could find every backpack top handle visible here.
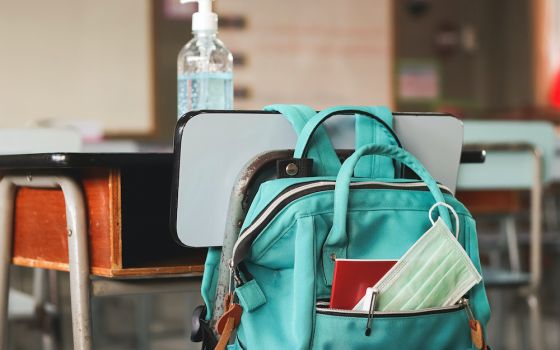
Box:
[322,143,453,285]
[294,106,402,159]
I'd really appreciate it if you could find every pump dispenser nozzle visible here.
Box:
[180,0,218,32]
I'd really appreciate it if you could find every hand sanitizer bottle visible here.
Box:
[177,0,233,118]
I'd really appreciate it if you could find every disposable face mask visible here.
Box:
[354,202,482,312]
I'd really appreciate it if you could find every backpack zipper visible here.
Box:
[315,299,465,317]
[317,298,466,336]
[232,180,452,267]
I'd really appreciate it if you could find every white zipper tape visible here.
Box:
[315,300,464,317]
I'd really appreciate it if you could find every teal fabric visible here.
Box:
[200,104,341,320]
[235,279,267,312]
[354,106,397,178]
[200,105,490,349]
[294,106,396,159]
[264,104,341,176]
[321,144,453,285]
[241,177,424,231]
[231,182,490,349]
[312,307,472,349]
[264,104,399,178]
[333,145,452,229]
[231,162,488,348]
[200,247,221,321]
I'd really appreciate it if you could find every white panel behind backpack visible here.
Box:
[172,111,463,247]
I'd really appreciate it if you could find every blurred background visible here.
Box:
[1,0,560,349]
[2,0,559,139]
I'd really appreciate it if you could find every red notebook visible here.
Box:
[330,259,397,310]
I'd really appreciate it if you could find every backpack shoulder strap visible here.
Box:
[264,104,341,176]
[355,106,398,178]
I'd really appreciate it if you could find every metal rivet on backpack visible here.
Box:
[285,163,299,176]
[330,253,336,261]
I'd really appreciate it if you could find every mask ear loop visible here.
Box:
[429,202,460,239]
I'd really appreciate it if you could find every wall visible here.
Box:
[0,0,154,136]
[395,0,533,115]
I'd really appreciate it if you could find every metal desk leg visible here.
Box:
[528,149,544,350]
[57,177,91,350]
[0,175,92,350]
[0,178,17,349]
[33,268,58,350]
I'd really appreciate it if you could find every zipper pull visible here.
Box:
[228,260,234,294]
[365,289,379,336]
[462,298,486,350]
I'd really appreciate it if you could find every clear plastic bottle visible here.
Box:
[177,0,233,117]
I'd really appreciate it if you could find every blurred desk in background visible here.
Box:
[0,153,206,350]
[0,153,205,277]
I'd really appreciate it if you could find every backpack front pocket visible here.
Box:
[312,302,474,350]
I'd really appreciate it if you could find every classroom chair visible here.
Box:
[457,120,556,350]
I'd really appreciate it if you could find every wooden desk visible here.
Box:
[0,153,206,277]
[0,153,208,349]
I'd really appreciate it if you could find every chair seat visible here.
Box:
[482,267,531,288]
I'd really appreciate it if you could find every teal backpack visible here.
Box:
[197,105,490,350]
